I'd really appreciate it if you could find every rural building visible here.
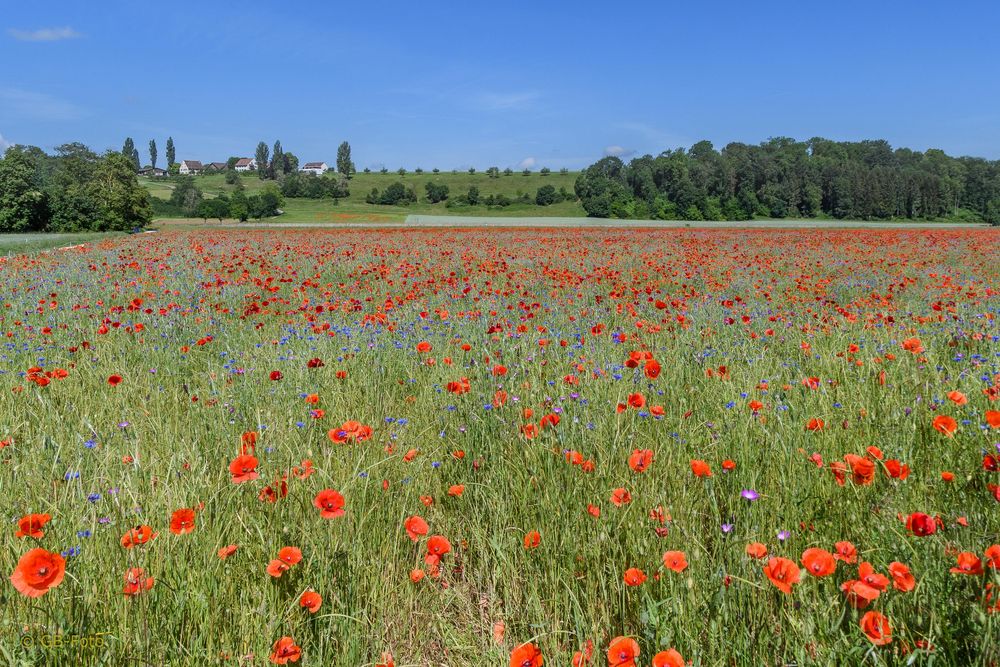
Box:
[234,158,257,172]
[300,161,329,175]
[204,162,228,172]
[179,160,203,175]
[138,167,168,177]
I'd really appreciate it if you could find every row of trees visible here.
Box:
[575,137,1000,222]
[252,140,354,180]
[153,176,284,221]
[0,144,152,232]
[123,136,175,171]
[363,181,575,208]
[361,166,569,176]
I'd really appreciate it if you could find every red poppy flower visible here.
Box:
[269,370,283,381]
[628,449,653,473]
[652,649,684,667]
[123,567,155,597]
[801,548,836,577]
[623,567,646,586]
[745,542,768,559]
[523,530,541,549]
[107,374,123,386]
[218,544,238,560]
[15,513,51,539]
[888,561,915,591]
[229,454,259,483]
[10,548,66,598]
[690,459,712,477]
[404,515,429,541]
[834,541,857,563]
[763,556,800,594]
[662,550,688,573]
[169,508,196,535]
[610,488,632,507]
[313,489,346,519]
[905,512,936,537]
[607,636,639,667]
[509,642,544,667]
[270,636,302,664]
[859,611,892,645]
[950,552,983,575]
[932,414,958,436]
[300,590,322,613]
[121,525,158,548]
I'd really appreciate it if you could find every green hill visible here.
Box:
[143,170,585,222]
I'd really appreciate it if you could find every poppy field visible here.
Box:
[2,228,999,666]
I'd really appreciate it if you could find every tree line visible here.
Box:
[574,137,1000,223]
[0,144,152,232]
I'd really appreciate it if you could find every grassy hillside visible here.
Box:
[142,170,586,222]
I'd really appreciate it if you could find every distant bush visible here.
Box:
[366,182,417,205]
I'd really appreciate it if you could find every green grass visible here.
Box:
[1,228,998,665]
[0,232,123,255]
[142,170,585,221]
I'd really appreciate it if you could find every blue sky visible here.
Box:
[2,1,999,169]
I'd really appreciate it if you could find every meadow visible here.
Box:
[1,228,998,666]
[142,170,585,221]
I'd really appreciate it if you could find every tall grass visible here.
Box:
[0,229,998,665]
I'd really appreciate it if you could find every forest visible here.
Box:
[574,137,1000,222]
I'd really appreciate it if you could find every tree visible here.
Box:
[283,152,299,174]
[148,140,158,169]
[467,185,480,205]
[229,189,249,221]
[165,137,176,168]
[424,181,450,203]
[270,140,283,180]
[169,176,204,217]
[255,142,270,179]
[486,167,500,178]
[540,167,551,176]
[122,138,140,171]
[535,184,558,206]
[0,148,47,232]
[337,142,355,177]
[88,152,153,231]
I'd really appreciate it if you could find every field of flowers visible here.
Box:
[1,228,998,666]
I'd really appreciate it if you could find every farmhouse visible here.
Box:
[234,158,257,172]
[300,161,329,175]
[179,160,203,175]
[204,162,228,172]
[138,167,167,177]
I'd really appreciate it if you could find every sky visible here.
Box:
[2,1,999,169]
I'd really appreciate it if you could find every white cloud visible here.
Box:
[472,91,539,111]
[517,157,536,169]
[604,145,635,158]
[0,88,82,120]
[7,26,82,42]
[0,133,11,151]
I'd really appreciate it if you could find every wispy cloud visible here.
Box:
[517,156,536,169]
[471,91,540,111]
[0,88,83,120]
[0,133,11,151]
[7,26,82,42]
[603,145,635,158]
